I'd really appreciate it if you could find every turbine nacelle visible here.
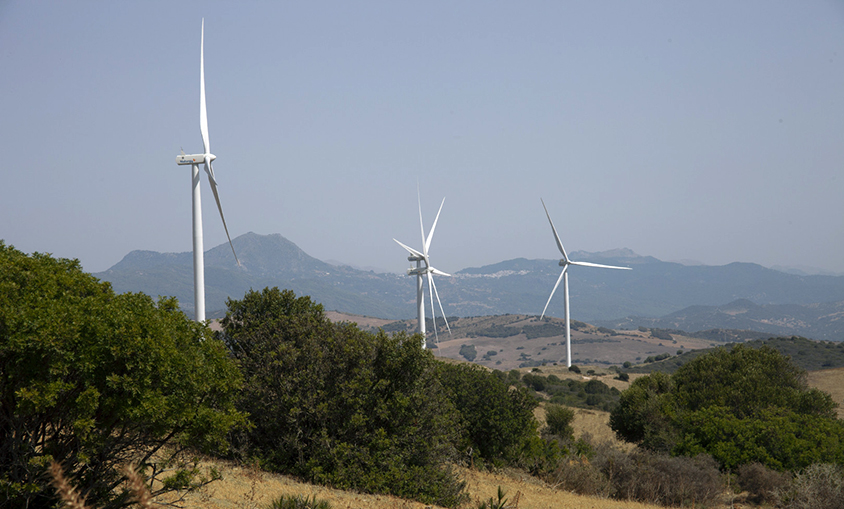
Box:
[176,153,207,165]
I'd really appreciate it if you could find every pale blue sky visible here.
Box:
[2,1,843,275]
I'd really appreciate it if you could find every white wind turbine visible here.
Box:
[539,199,631,367]
[393,192,451,348]
[176,19,239,322]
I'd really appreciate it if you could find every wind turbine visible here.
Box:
[176,19,239,322]
[393,192,451,348]
[539,199,630,367]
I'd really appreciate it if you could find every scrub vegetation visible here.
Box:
[4,243,844,509]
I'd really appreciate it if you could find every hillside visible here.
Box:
[158,365,844,509]
[97,233,844,340]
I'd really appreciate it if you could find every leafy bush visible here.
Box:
[543,404,575,441]
[0,243,244,509]
[221,287,466,507]
[436,362,539,467]
[611,345,844,470]
[459,343,477,361]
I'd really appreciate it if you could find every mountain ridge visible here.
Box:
[95,233,844,340]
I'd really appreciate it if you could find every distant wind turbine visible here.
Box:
[539,199,631,367]
[393,191,451,348]
[176,19,239,322]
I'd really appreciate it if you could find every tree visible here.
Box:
[610,344,843,470]
[0,243,245,509]
[435,362,539,466]
[219,287,466,507]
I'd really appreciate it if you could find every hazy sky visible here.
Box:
[2,1,843,276]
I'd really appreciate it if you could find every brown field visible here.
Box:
[808,366,844,418]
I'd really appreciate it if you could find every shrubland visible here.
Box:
[6,242,844,509]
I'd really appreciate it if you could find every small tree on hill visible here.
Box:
[0,242,245,509]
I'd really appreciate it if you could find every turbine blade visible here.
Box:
[425,197,445,253]
[393,239,424,259]
[199,19,210,155]
[540,265,568,319]
[206,162,240,267]
[569,260,632,270]
[541,198,568,262]
[430,275,451,335]
[427,271,438,344]
[430,267,451,277]
[418,188,428,261]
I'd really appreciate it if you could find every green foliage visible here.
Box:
[516,372,621,412]
[0,243,244,509]
[610,344,844,471]
[544,404,575,441]
[220,287,465,508]
[435,362,539,466]
[268,494,332,509]
[459,343,477,361]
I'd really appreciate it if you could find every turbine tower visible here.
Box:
[539,199,630,367]
[393,192,451,348]
[176,19,239,322]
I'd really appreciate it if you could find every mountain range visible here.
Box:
[94,232,844,340]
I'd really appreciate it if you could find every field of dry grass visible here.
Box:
[158,459,676,509]
[808,366,844,418]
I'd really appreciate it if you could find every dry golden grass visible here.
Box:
[156,459,677,509]
[808,366,844,419]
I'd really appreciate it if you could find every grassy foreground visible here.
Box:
[158,460,668,509]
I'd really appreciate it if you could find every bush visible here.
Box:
[604,451,723,506]
[221,287,466,507]
[544,404,575,441]
[0,243,244,509]
[611,345,844,470]
[459,344,477,361]
[737,462,790,505]
[436,362,539,467]
[775,463,844,509]
[268,494,332,509]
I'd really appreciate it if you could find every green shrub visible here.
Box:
[544,404,575,441]
[0,243,244,509]
[221,287,466,508]
[267,494,332,509]
[436,362,539,467]
[459,343,477,361]
[611,345,844,470]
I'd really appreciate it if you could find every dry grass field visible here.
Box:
[158,459,675,509]
[808,366,844,418]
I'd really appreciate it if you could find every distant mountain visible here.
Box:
[596,299,844,341]
[97,232,412,319]
[95,233,844,340]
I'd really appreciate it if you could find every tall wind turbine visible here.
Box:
[176,19,239,322]
[393,192,451,348]
[539,199,630,367]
